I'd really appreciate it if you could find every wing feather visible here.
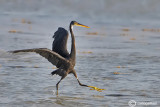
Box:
[52,27,69,58]
[9,48,68,68]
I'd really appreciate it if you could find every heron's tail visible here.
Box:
[51,69,58,75]
[51,69,67,77]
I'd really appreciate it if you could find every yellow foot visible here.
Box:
[88,86,106,92]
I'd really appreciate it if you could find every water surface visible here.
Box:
[0,0,160,107]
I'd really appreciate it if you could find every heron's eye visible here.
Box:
[74,22,77,25]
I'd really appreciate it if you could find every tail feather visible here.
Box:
[51,70,57,75]
[51,69,66,76]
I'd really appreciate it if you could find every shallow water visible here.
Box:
[0,0,160,107]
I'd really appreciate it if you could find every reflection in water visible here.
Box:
[52,96,87,107]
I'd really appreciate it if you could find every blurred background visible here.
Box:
[1,0,160,25]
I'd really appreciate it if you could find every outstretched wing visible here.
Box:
[9,48,68,68]
[52,27,70,58]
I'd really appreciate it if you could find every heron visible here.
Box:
[9,21,105,95]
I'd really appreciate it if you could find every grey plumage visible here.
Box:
[52,27,69,58]
[9,21,90,95]
[10,48,68,68]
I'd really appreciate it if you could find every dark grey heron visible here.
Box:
[9,21,105,95]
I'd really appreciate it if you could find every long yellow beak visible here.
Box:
[75,23,90,28]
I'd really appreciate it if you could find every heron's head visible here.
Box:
[71,21,89,28]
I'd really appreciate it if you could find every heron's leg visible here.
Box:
[77,78,88,87]
[72,70,106,92]
[72,70,88,87]
[56,78,62,95]
[56,73,67,95]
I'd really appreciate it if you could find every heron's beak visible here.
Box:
[75,23,90,28]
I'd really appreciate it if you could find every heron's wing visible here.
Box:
[52,27,70,58]
[9,48,68,68]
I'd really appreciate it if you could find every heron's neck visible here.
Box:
[70,24,76,62]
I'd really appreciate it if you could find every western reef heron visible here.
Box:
[9,21,105,95]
